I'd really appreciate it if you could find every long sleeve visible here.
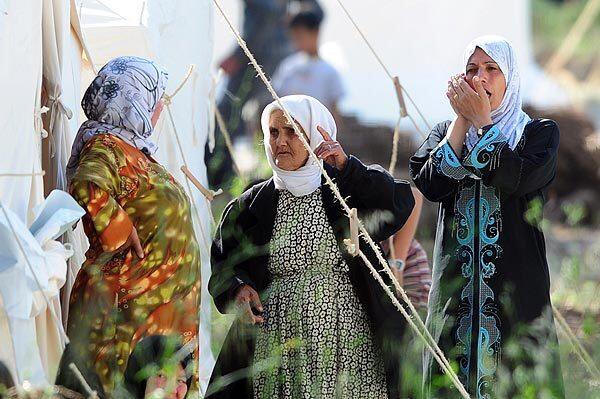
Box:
[208,200,262,314]
[463,119,559,197]
[335,155,415,243]
[69,137,133,252]
[410,121,474,202]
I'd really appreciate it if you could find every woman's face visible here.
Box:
[465,47,506,111]
[144,364,187,399]
[268,109,309,171]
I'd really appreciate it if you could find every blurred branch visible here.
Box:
[545,0,600,74]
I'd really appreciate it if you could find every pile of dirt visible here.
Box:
[338,114,417,180]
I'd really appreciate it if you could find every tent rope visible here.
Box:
[552,304,600,381]
[214,105,244,178]
[163,99,214,251]
[545,0,600,74]
[388,115,402,174]
[0,171,45,177]
[68,363,99,399]
[212,1,469,396]
[333,0,431,136]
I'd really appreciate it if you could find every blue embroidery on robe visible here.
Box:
[476,184,502,399]
[454,184,476,384]
[464,125,507,171]
[454,181,502,398]
[431,140,473,180]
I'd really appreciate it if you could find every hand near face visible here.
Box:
[314,126,348,170]
[447,74,493,129]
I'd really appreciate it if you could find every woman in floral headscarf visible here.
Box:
[410,36,564,398]
[62,56,200,393]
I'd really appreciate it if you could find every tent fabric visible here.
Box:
[0,0,45,224]
[40,0,90,332]
[0,191,84,384]
[0,0,86,386]
[0,0,46,384]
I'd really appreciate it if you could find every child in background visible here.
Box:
[384,188,432,309]
[272,9,345,118]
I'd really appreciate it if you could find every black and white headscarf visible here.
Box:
[66,56,168,181]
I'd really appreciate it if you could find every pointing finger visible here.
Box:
[317,125,332,141]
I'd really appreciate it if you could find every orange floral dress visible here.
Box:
[67,133,200,391]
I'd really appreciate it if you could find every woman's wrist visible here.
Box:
[472,115,493,130]
[455,115,470,127]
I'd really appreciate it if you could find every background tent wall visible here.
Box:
[0,0,45,223]
[0,0,85,386]
[0,1,45,382]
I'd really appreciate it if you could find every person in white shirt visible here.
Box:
[272,9,345,119]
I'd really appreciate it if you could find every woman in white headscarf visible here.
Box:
[410,36,564,398]
[59,56,200,394]
[207,95,415,399]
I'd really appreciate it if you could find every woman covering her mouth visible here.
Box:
[410,36,564,398]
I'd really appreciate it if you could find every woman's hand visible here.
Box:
[448,75,492,129]
[446,74,468,121]
[314,126,348,170]
[235,284,264,325]
[120,226,145,258]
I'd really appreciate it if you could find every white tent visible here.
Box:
[0,0,87,385]
[213,0,568,130]
[79,0,216,392]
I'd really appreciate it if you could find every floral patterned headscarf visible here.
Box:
[66,56,168,182]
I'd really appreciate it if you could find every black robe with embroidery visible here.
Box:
[410,119,564,398]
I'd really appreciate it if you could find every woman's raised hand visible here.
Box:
[447,74,492,129]
[314,125,348,170]
[235,284,264,325]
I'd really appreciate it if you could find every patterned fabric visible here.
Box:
[66,134,200,392]
[463,36,531,150]
[260,95,337,197]
[453,181,502,396]
[401,239,432,309]
[464,125,507,172]
[431,139,475,180]
[425,123,507,398]
[252,189,387,398]
[66,56,168,182]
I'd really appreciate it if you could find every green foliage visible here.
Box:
[532,0,600,64]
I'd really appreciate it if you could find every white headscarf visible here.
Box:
[463,35,531,150]
[260,95,337,197]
